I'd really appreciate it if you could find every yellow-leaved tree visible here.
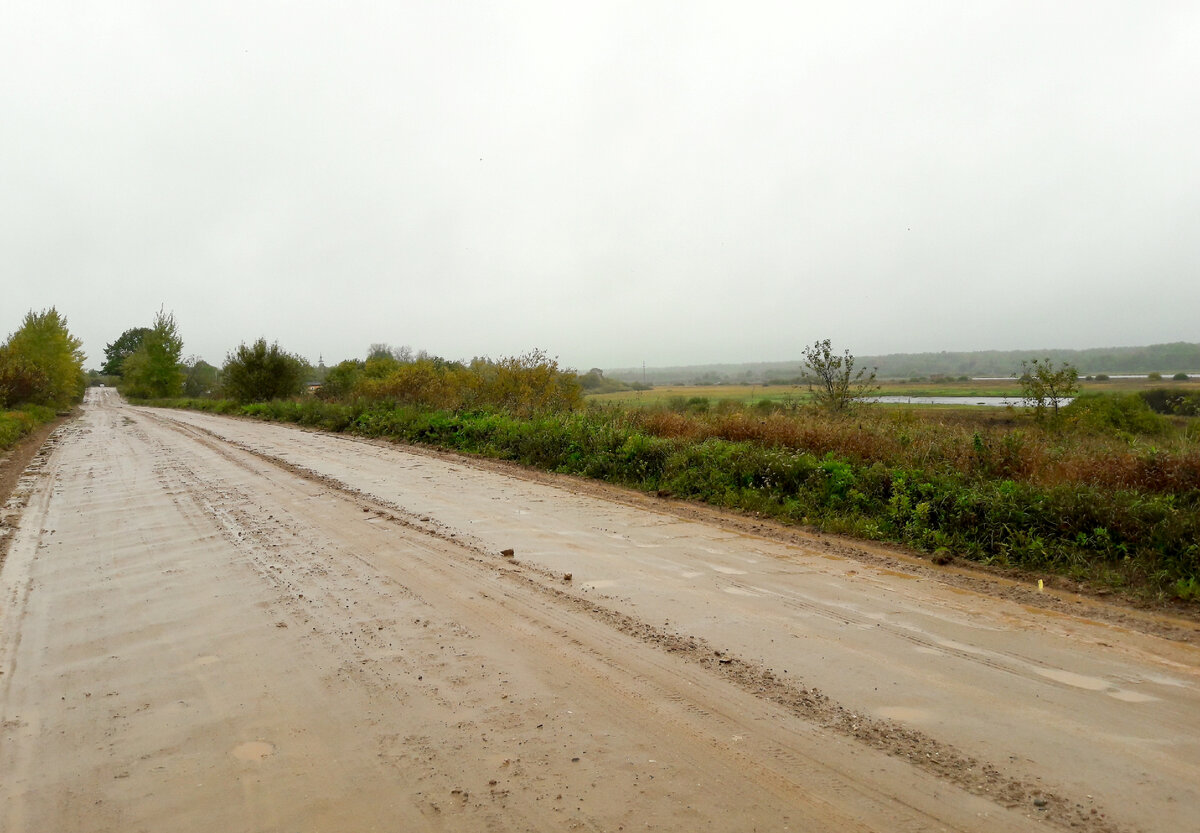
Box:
[0,308,86,409]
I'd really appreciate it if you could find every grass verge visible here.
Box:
[0,405,57,452]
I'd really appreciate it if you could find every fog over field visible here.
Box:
[3,2,1198,370]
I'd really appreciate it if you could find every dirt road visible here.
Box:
[2,389,1197,832]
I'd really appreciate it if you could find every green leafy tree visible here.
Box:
[1016,358,1079,422]
[802,339,878,414]
[120,310,184,399]
[0,308,87,408]
[0,351,52,407]
[182,357,220,397]
[101,327,150,377]
[221,338,307,403]
[315,359,364,401]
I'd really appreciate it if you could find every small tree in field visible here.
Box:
[802,339,878,414]
[1016,358,1078,422]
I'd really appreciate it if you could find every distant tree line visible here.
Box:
[608,342,1200,386]
[96,321,583,415]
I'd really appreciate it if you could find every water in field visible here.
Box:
[871,396,1073,407]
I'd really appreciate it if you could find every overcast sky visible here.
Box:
[3,2,1198,372]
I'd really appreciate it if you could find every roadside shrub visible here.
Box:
[1062,393,1167,437]
[0,352,52,408]
[471,350,582,416]
[0,405,55,450]
[349,349,581,418]
[316,360,364,401]
[358,359,473,410]
[222,338,307,404]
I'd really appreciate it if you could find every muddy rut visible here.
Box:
[2,389,1197,832]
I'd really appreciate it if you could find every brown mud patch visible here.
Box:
[0,410,76,569]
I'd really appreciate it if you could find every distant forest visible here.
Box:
[607,342,1200,386]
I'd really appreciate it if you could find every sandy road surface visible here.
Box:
[1,390,1197,832]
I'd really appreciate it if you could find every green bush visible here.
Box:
[0,406,55,450]
[222,338,307,403]
[1062,393,1167,437]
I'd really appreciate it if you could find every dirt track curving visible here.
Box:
[2,389,1197,832]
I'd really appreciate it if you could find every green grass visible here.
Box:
[0,405,57,451]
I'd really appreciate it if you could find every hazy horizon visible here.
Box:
[5,3,1198,372]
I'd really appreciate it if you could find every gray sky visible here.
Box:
[3,2,1198,372]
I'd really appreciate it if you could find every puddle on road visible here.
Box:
[1032,667,1110,691]
[706,564,747,575]
[1106,689,1158,703]
[232,741,276,761]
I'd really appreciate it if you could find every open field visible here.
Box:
[587,377,1200,408]
[3,388,1199,832]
